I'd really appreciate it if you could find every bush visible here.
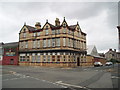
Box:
[110,59,118,64]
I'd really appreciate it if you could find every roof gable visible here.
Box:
[87,45,100,57]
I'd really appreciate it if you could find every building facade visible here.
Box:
[2,42,19,65]
[19,18,87,67]
[105,49,117,60]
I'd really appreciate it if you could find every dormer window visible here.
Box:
[23,32,26,38]
[23,28,26,32]
[63,23,66,28]
[45,29,49,35]
[46,25,48,29]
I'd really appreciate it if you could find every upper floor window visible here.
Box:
[56,38,60,46]
[45,29,49,35]
[56,29,60,34]
[33,40,36,48]
[43,39,46,47]
[63,29,66,33]
[33,32,36,37]
[52,38,55,47]
[48,39,51,47]
[25,41,28,48]
[37,32,40,36]
[37,40,40,48]
[63,23,66,27]
[46,25,49,29]
[63,38,66,46]
[68,38,71,47]
[52,30,55,35]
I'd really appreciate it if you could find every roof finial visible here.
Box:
[64,17,65,20]
[46,19,48,23]
[77,21,79,25]
[24,22,26,25]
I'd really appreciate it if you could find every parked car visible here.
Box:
[105,62,113,66]
[94,62,103,67]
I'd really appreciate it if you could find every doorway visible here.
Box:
[77,57,80,66]
[10,59,14,65]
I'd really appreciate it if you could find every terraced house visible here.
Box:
[19,18,87,67]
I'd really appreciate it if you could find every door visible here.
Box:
[77,57,80,66]
[10,59,14,65]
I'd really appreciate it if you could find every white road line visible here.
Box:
[55,81,86,89]
[3,76,28,81]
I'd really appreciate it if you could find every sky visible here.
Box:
[0,0,119,53]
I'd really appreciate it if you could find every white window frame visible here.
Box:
[43,39,46,47]
[37,40,40,48]
[47,39,51,47]
[63,38,66,46]
[45,29,49,35]
[52,38,55,47]
[56,38,60,46]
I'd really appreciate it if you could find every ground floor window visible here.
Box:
[20,56,25,62]
[63,56,66,61]
[43,56,46,62]
[48,56,50,62]
[26,56,29,61]
[52,56,55,61]
[32,56,36,62]
[37,56,40,62]
[57,56,60,61]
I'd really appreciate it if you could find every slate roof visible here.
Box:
[24,19,86,35]
[26,25,36,31]
[3,42,18,47]
[68,25,77,30]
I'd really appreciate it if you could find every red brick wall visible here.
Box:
[2,47,19,65]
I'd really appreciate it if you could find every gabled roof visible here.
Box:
[26,25,36,31]
[87,45,100,57]
[68,25,77,30]
[47,23,56,29]
[3,42,18,47]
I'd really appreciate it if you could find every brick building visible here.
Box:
[2,42,19,65]
[19,18,87,67]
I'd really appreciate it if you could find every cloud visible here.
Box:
[0,2,118,53]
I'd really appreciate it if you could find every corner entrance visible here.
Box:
[77,57,80,66]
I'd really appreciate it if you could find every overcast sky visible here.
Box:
[0,1,119,53]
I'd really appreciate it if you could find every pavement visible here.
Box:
[1,64,120,90]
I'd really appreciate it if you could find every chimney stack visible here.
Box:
[35,22,41,30]
[55,18,60,26]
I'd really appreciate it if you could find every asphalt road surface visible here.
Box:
[1,64,120,90]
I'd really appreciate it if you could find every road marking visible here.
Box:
[55,81,86,89]
[3,76,28,81]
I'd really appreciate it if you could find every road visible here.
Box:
[1,64,120,90]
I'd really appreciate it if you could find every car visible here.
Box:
[105,62,113,66]
[94,62,103,67]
